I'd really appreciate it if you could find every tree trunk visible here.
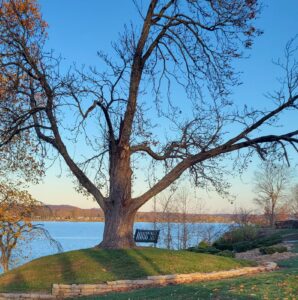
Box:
[98,144,137,248]
[99,208,137,248]
[270,201,276,228]
[270,213,275,228]
[3,262,9,272]
[1,257,9,272]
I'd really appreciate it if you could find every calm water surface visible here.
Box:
[5,221,229,272]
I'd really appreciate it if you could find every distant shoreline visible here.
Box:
[32,218,234,224]
[32,204,264,224]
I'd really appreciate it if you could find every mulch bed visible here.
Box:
[235,243,298,263]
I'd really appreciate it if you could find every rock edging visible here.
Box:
[0,294,55,300]
[51,261,277,298]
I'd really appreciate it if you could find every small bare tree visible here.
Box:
[233,207,255,226]
[175,188,193,249]
[158,190,177,249]
[0,183,62,272]
[178,190,189,249]
[197,224,226,246]
[254,162,291,227]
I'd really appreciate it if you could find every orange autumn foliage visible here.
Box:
[0,183,38,229]
[0,183,61,272]
[0,183,38,271]
[0,0,47,34]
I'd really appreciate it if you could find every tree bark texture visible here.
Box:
[99,145,137,248]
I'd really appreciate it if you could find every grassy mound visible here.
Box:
[79,243,298,300]
[0,247,252,293]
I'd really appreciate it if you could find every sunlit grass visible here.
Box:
[0,247,251,293]
[80,248,298,300]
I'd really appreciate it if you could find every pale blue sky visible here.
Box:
[28,0,298,213]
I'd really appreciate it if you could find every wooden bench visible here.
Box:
[134,229,160,244]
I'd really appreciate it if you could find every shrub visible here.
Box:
[259,246,287,255]
[213,229,283,253]
[198,240,210,249]
[217,250,235,258]
[187,247,235,257]
[232,241,257,252]
[213,240,234,251]
[187,246,220,254]
[221,225,258,243]
[258,234,282,247]
[213,225,258,249]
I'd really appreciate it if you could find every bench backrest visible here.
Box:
[134,229,160,243]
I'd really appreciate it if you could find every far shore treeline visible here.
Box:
[31,205,272,224]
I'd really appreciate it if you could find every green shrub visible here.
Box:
[213,229,283,253]
[213,240,234,251]
[187,246,196,251]
[217,250,235,258]
[258,234,282,247]
[232,235,282,252]
[187,246,235,257]
[213,239,255,252]
[213,225,258,250]
[187,246,220,254]
[259,246,287,255]
[188,247,235,257]
[198,240,210,249]
[232,241,257,252]
[220,225,258,243]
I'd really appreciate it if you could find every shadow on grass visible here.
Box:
[130,248,162,275]
[81,248,155,281]
[56,251,78,284]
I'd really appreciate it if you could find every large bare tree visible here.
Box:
[1,0,298,248]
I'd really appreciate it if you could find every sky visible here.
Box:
[27,0,298,213]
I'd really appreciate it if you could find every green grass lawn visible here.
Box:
[0,247,252,293]
[76,243,298,300]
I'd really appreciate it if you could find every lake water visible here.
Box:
[5,221,230,272]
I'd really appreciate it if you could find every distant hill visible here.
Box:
[32,204,260,223]
[34,204,104,220]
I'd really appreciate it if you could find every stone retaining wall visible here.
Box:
[0,262,277,299]
[0,294,55,300]
[51,262,277,298]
